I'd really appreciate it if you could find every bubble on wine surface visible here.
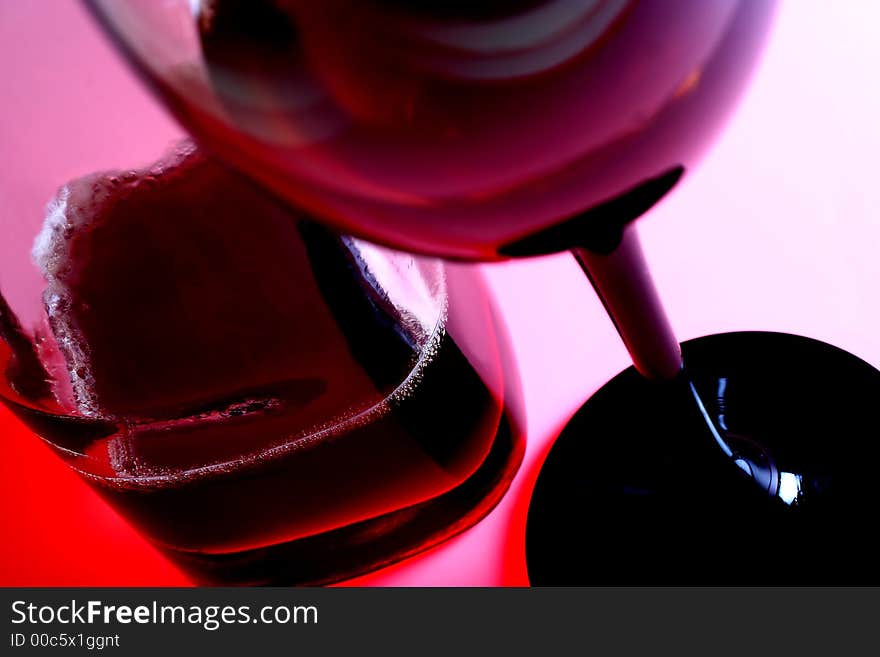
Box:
[29,142,449,483]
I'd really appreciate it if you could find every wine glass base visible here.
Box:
[526,331,880,585]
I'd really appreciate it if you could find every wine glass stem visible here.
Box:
[572,224,682,380]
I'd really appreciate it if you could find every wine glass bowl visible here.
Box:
[86,0,777,260]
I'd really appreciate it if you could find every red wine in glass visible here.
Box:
[90,0,771,260]
[0,146,523,585]
[85,0,880,583]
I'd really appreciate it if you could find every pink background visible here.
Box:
[1,0,879,585]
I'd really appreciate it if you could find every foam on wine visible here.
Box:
[24,144,454,482]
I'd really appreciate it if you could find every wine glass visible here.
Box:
[85,0,880,583]
[0,147,523,587]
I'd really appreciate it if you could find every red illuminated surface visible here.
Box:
[2,1,880,585]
